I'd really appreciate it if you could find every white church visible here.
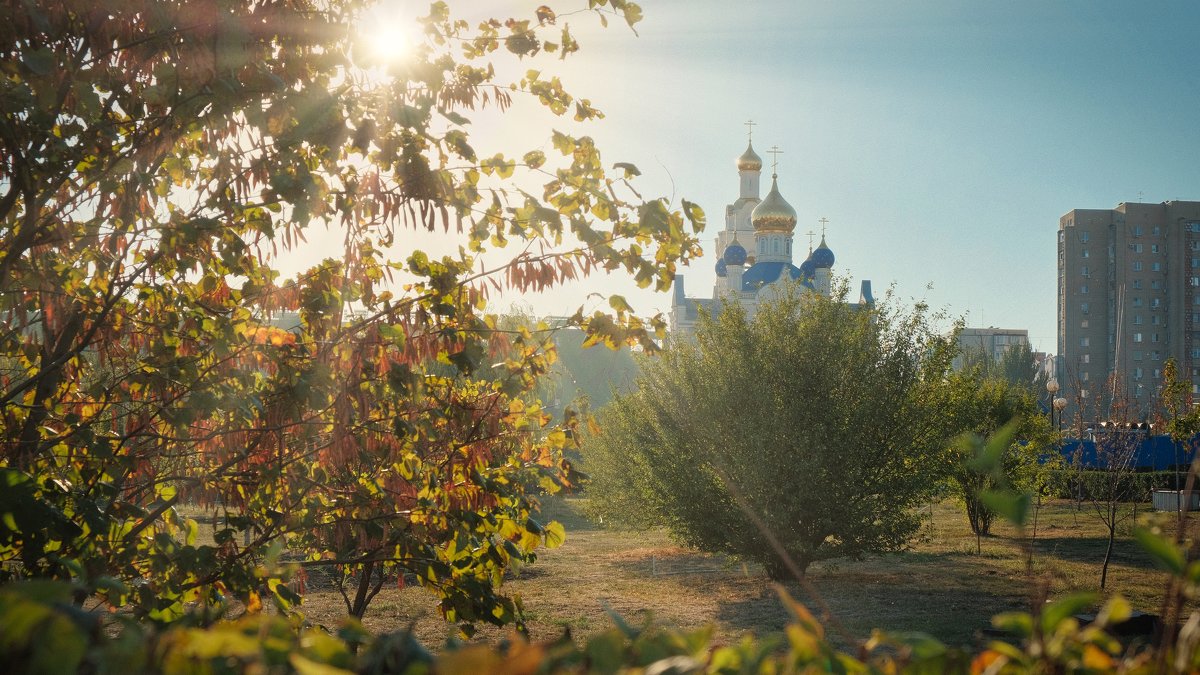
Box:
[670,134,875,335]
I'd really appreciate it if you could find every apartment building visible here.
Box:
[1057,201,1200,419]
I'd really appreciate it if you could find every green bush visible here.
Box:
[1042,469,1188,502]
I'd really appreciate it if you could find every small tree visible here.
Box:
[584,282,953,577]
[1088,377,1144,590]
[932,370,1054,548]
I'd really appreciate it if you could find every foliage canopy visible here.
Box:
[0,0,701,629]
[585,283,953,576]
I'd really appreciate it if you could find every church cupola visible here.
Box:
[723,239,748,266]
[751,175,797,234]
[811,235,835,268]
[736,141,762,173]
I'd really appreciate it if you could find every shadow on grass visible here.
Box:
[536,495,599,532]
[715,555,1034,648]
[1032,535,1156,569]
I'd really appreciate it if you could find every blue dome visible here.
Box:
[723,241,747,266]
[811,236,835,269]
[798,257,816,279]
[715,258,727,277]
[741,260,804,291]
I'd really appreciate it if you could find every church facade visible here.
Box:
[670,138,875,335]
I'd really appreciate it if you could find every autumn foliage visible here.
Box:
[0,0,701,630]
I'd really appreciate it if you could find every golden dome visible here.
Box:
[736,141,762,172]
[751,176,797,232]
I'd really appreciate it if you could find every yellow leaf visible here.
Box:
[245,591,262,613]
[1082,644,1113,670]
[289,654,354,675]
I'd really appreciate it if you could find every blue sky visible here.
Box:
[497,0,1200,352]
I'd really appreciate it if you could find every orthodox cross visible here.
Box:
[818,217,829,237]
[803,230,816,252]
[744,119,756,143]
[767,145,783,174]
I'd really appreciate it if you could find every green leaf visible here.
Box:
[1133,527,1185,575]
[543,520,566,548]
[612,162,640,177]
[991,611,1034,637]
[23,48,54,75]
[980,489,1030,527]
[1040,592,1098,635]
[1095,595,1132,627]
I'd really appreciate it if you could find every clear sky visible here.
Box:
[477,0,1200,353]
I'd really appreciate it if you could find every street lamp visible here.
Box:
[1046,377,1061,429]
[1053,396,1068,429]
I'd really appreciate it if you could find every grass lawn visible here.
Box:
[290,496,1189,651]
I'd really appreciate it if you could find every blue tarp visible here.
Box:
[1058,434,1196,470]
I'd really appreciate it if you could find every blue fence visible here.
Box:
[1058,434,1196,470]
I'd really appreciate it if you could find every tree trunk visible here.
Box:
[1100,523,1116,590]
[350,560,376,618]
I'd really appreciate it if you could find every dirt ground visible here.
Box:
[292,496,1187,651]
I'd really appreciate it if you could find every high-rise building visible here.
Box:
[1057,201,1200,420]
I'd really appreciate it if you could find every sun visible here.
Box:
[358,1,415,65]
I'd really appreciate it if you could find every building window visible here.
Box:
[1082,232,1090,242]
[1192,277,1200,287]
[1082,372,1090,382]
[1192,348,1200,359]
[1134,226,1144,236]
[1081,302,1090,314]
[1133,243,1144,253]
[1152,280,1162,290]
[1133,297,1143,307]
[1153,333,1161,343]
[1153,262,1162,271]
[1082,248,1090,258]
[1153,351,1161,360]
[1081,284,1088,294]
[1153,226,1161,236]
[1155,369,1162,379]
[1081,319,1089,328]
[1081,265,1089,277]
[1193,240,1200,251]
[1134,315,1143,325]
[1082,354,1091,364]
[1133,279,1142,289]
[1134,333,1143,343]
[1133,351,1142,361]
[1081,337,1090,347]
[1135,368,1143,380]
[1190,222,1200,233]
[1152,244,1161,253]
[1133,261,1143,271]
[1153,315,1161,325]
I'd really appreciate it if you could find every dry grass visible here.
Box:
[286,496,1190,651]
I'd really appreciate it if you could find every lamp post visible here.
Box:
[1047,377,1072,504]
[1047,377,1061,430]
